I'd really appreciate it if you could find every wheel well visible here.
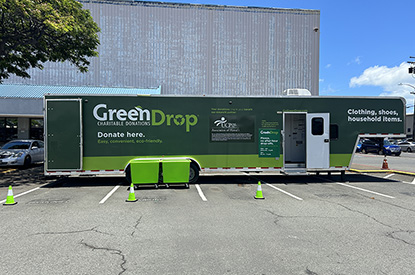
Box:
[189,159,201,171]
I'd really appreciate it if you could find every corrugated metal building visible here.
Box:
[0,85,160,143]
[4,0,320,96]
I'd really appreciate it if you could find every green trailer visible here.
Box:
[44,95,405,184]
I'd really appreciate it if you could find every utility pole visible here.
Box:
[399,83,415,140]
[410,57,415,140]
[401,56,415,139]
[408,56,415,75]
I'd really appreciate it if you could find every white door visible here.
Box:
[306,113,330,169]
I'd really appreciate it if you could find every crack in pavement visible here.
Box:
[80,239,127,275]
[265,209,333,226]
[315,198,415,247]
[385,230,415,246]
[266,209,284,226]
[131,215,143,237]
[305,267,319,275]
[31,226,113,236]
[333,202,394,229]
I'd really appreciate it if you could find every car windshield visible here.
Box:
[1,141,31,150]
[383,140,392,146]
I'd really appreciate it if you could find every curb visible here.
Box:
[349,169,415,176]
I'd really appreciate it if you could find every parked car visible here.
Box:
[360,138,401,156]
[398,141,415,152]
[356,139,363,152]
[0,140,44,167]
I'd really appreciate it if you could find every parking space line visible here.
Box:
[1,168,17,174]
[383,173,394,179]
[265,183,303,201]
[0,186,41,204]
[335,182,395,199]
[195,184,207,201]
[99,185,121,204]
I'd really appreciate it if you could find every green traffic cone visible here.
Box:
[4,185,17,205]
[126,183,138,202]
[254,181,265,199]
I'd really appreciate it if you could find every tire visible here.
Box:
[23,155,31,168]
[189,162,200,183]
[362,148,368,154]
[395,153,401,156]
[378,149,384,155]
[125,164,131,183]
[407,148,412,152]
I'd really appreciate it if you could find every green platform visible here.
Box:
[162,159,191,183]
[130,159,160,184]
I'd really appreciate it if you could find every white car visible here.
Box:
[0,140,44,167]
[398,141,415,152]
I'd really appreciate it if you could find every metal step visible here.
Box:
[281,168,308,176]
[284,163,306,169]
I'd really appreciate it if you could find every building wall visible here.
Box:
[0,98,43,143]
[4,1,320,96]
[0,98,43,117]
[406,114,414,138]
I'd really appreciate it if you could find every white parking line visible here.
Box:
[335,182,395,199]
[0,186,41,204]
[99,185,121,204]
[195,184,207,201]
[265,183,303,201]
[383,173,394,179]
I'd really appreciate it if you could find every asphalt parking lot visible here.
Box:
[1,165,415,275]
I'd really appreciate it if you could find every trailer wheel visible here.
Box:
[189,163,199,183]
[125,165,131,183]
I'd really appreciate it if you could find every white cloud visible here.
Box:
[348,56,362,65]
[320,84,338,95]
[350,62,412,90]
[350,62,415,113]
[325,64,331,69]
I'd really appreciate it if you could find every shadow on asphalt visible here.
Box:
[0,164,52,188]
[1,164,397,189]
[198,173,398,185]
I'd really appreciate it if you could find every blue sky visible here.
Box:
[150,0,415,113]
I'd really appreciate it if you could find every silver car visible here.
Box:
[0,140,44,167]
[398,141,415,152]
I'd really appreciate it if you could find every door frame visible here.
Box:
[283,112,330,170]
[283,112,307,169]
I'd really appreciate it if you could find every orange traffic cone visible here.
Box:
[382,157,389,170]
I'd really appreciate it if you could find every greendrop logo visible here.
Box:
[93,104,198,132]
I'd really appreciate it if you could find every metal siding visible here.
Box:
[0,84,161,98]
[4,1,320,96]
